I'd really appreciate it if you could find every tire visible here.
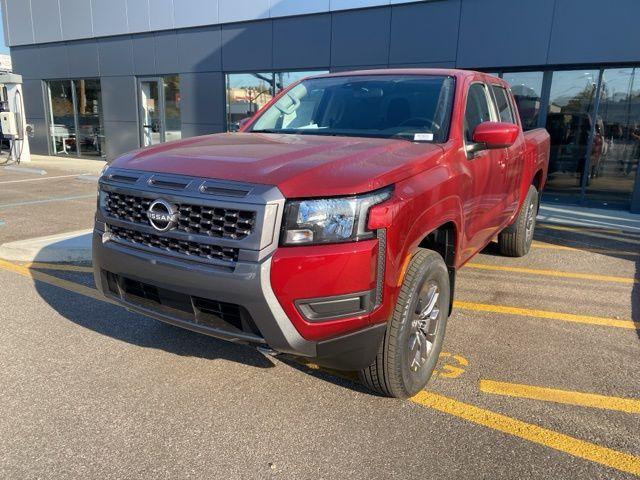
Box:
[498,185,539,257]
[358,249,450,398]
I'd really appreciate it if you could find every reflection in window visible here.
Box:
[502,71,543,130]
[545,70,600,196]
[585,68,640,207]
[48,79,105,158]
[225,71,328,131]
[163,75,182,143]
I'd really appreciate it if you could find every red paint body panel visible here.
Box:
[270,240,379,341]
[109,69,550,343]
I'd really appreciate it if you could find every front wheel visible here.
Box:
[498,185,539,257]
[358,249,450,398]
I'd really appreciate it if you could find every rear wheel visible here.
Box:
[498,185,538,257]
[358,249,450,398]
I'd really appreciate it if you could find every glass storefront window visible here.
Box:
[585,68,640,208]
[163,75,182,143]
[545,70,600,198]
[74,79,104,157]
[502,71,543,130]
[48,80,77,156]
[225,71,328,131]
[47,79,104,158]
[138,75,181,146]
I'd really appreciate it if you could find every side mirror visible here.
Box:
[471,122,519,150]
[238,117,252,132]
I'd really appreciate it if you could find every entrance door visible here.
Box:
[139,76,182,147]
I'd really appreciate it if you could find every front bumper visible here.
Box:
[93,231,385,370]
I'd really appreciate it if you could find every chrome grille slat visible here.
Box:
[104,191,257,240]
[109,225,239,263]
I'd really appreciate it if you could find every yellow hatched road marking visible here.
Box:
[466,262,638,284]
[531,242,640,257]
[411,391,640,476]
[454,300,639,330]
[479,380,640,414]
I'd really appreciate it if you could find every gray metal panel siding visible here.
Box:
[132,34,157,75]
[548,0,640,64]
[154,31,179,74]
[29,117,51,155]
[331,8,391,67]
[31,0,63,43]
[91,0,128,38]
[67,40,100,78]
[59,0,94,40]
[149,0,175,30]
[176,27,222,73]
[101,76,138,123]
[97,36,134,76]
[126,0,150,33]
[5,0,34,45]
[104,120,140,159]
[273,14,331,70]
[456,0,555,68]
[181,123,224,138]
[173,0,218,28]
[179,72,225,125]
[221,22,273,71]
[22,79,46,119]
[389,1,459,65]
[10,45,41,79]
[38,43,70,79]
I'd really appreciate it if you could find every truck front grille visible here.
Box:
[104,191,256,240]
[109,225,239,263]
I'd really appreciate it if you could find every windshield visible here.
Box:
[249,75,455,142]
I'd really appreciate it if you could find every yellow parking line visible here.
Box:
[454,300,639,330]
[466,262,638,285]
[479,380,640,414]
[22,261,94,273]
[531,242,640,257]
[0,259,113,305]
[539,224,640,245]
[411,391,640,476]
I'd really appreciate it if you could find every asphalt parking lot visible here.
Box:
[1,163,639,479]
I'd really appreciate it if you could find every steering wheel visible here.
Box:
[399,117,438,131]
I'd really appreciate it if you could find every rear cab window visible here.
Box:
[490,84,516,124]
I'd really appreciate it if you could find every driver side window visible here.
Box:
[464,83,491,142]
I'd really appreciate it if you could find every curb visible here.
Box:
[0,229,92,263]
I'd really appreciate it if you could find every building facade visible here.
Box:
[3,0,640,212]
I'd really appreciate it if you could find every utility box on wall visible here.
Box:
[0,111,18,136]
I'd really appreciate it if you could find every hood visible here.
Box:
[110,133,444,198]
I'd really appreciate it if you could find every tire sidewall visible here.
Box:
[393,253,450,397]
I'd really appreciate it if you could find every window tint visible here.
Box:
[464,83,491,142]
[491,85,515,124]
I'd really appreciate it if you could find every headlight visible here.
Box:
[281,188,392,246]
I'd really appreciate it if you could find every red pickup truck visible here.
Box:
[93,69,549,398]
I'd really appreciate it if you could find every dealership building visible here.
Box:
[2,0,640,212]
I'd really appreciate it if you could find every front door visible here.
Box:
[139,76,182,147]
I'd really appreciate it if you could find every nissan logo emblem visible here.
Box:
[147,199,179,232]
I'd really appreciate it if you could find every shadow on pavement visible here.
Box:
[31,263,276,370]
